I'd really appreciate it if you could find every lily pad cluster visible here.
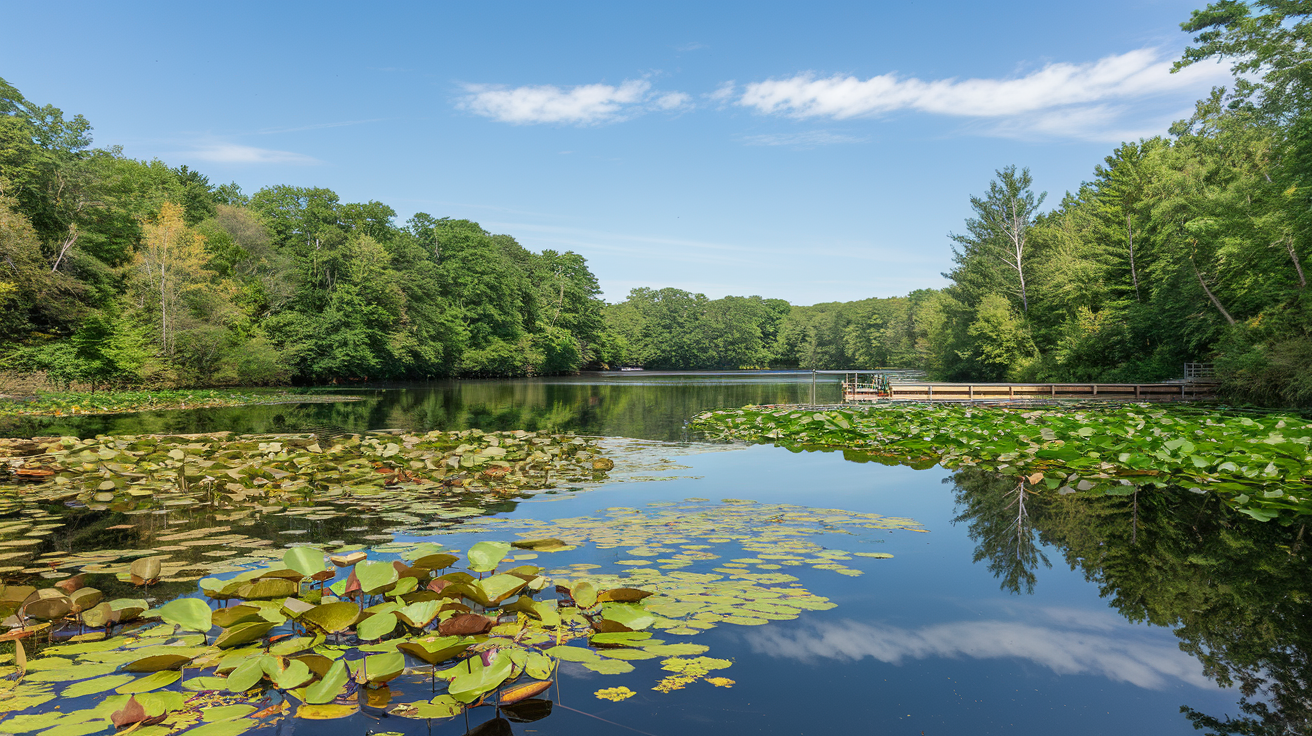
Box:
[0,499,923,734]
[691,404,1312,522]
[0,390,344,419]
[0,430,614,576]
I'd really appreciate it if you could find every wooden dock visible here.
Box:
[843,381,1217,403]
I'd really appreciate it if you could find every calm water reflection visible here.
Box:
[3,373,1304,734]
[1,371,846,440]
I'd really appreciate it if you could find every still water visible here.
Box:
[3,373,1298,734]
[1,372,847,441]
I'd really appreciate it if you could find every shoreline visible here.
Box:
[0,389,363,419]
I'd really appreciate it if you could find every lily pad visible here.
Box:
[467,541,511,573]
[158,598,212,633]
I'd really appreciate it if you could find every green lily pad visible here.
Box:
[357,612,398,640]
[448,654,513,703]
[62,674,135,698]
[365,651,404,684]
[391,694,462,719]
[184,719,254,736]
[215,621,275,648]
[300,602,360,633]
[467,541,511,573]
[158,598,212,633]
[283,547,326,577]
[581,659,635,674]
[355,561,399,595]
[305,660,349,705]
[202,705,257,722]
[226,657,266,692]
[116,670,181,694]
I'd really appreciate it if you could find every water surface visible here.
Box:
[2,373,1299,734]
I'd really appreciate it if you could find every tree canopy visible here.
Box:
[0,77,613,386]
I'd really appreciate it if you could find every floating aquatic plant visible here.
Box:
[0,498,923,733]
[0,429,614,577]
[691,404,1312,522]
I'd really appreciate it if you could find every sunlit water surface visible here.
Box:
[1,373,1273,733]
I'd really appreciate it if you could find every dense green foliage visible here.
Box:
[0,78,612,387]
[691,404,1312,522]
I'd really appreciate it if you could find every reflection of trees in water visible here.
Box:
[6,379,831,441]
[951,466,1312,735]
[951,471,1049,594]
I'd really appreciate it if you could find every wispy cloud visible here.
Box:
[178,143,319,165]
[655,91,693,111]
[707,82,737,105]
[744,607,1217,691]
[740,130,865,147]
[738,48,1226,120]
[458,79,696,125]
[734,47,1230,140]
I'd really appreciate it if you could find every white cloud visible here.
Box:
[655,91,692,111]
[740,130,865,147]
[737,47,1230,129]
[744,610,1217,691]
[180,143,318,165]
[461,79,694,125]
[707,82,737,104]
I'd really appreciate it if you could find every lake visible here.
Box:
[0,372,1299,735]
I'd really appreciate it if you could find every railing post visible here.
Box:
[811,369,816,405]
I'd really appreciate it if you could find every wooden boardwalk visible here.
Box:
[844,381,1217,403]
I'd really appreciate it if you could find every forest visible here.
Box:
[2,3,1311,405]
[0,78,614,387]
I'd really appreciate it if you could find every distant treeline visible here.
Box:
[602,288,937,370]
[5,0,1312,408]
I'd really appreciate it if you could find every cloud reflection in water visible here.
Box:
[743,607,1217,690]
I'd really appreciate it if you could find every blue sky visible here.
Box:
[1,1,1233,304]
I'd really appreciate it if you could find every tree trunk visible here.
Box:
[1127,214,1141,302]
[1191,258,1236,325]
[1286,236,1307,288]
[1007,200,1028,313]
[50,226,78,272]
